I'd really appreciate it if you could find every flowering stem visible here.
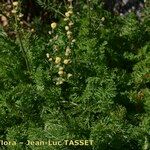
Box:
[17,31,31,73]
[14,12,31,73]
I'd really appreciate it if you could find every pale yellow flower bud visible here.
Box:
[6,5,12,9]
[48,31,52,35]
[46,53,50,58]
[72,39,76,43]
[65,12,70,17]
[58,70,64,76]
[13,1,18,6]
[67,73,73,78]
[17,17,20,21]
[66,47,71,53]
[55,57,61,64]
[6,12,10,17]
[55,64,60,68]
[18,13,23,18]
[31,28,35,32]
[65,47,71,56]
[65,26,69,31]
[64,18,69,21]
[56,78,65,85]
[11,9,17,14]
[56,80,63,85]
[101,17,105,21]
[49,58,53,61]
[65,52,69,56]
[67,31,72,35]
[49,39,53,43]
[59,67,64,71]
[66,46,71,52]
[51,22,57,29]
[67,35,72,39]
[53,35,58,40]
[64,59,70,65]
[68,10,73,15]
[68,6,73,9]
[20,21,23,25]
[69,21,74,26]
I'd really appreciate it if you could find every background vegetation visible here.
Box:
[0,0,150,150]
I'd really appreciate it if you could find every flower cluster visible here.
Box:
[11,1,19,13]
[11,1,24,26]
[0,1,25,28]
[0,2,19,27]
[46,0,75,85]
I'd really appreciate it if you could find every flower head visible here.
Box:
[68,10,73,15]
[72,39,76,43]
[65,47,71,56]
[56,80,63,85]
[65,12,70,17]
[59,67,64,71]
[18,13,23,18]
[64,18,69,21]
[51,22,57,29]
[13,1,18,6]
[48,31,52,35]
[69,21,74,26]
[56,77,65,85]
[64,59,70,65]
[55,57,61,64]
[68,5,73,9]
[65,26,69,31]
[67,31,72,35]
[67,73,73,78]
[20,21,23,25]
[58,70,64,76]
[101,17,105,22]
[31,28,35,32]
[11,9,17,14]
[46,53,50,58]
[49,58,53,61]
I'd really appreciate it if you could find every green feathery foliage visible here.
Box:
[0,0,150,150]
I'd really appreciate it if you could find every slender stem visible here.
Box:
[14,13,31,73]
[17,31,31,73]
